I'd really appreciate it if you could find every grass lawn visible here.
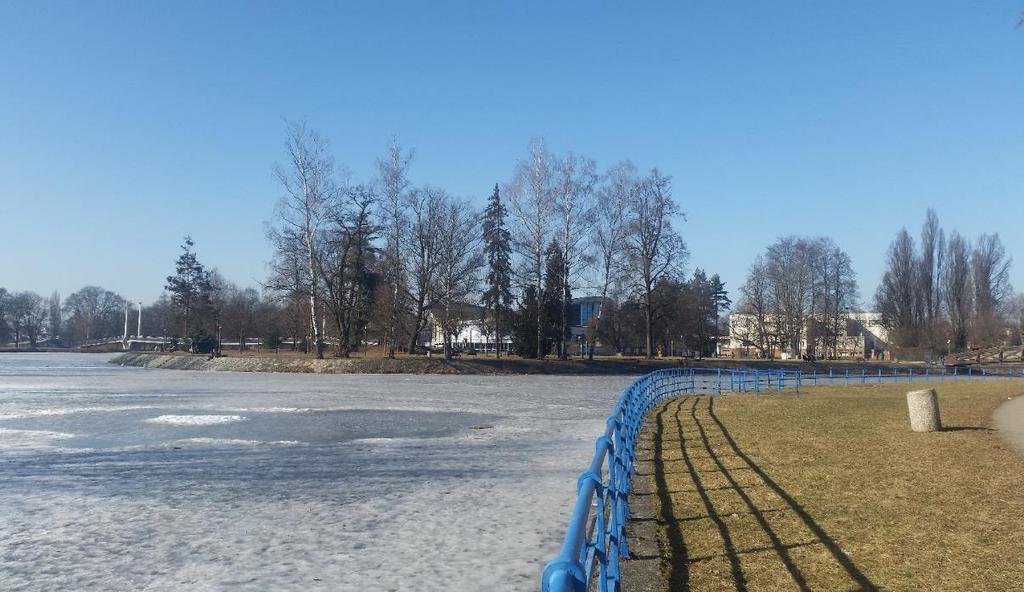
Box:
[627,381,1024,591]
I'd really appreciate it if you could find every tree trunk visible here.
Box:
[408,297,425,354]
[535,264,543,359]
[644,290,654,359]
[386,283,399,358]
[559,286,568,360]
[494,310,502,359]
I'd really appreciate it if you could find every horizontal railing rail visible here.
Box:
[540,364,1024,592]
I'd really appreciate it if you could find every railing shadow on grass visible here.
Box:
[646,395,879,592]
[709,395,878,591]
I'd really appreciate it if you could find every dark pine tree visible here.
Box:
[511,286,540,358]
[481,184,513,357]
[542,240,570,358]
[165,236,215,342]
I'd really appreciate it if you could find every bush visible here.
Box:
[262,332,281,350]
[189,330,218,354]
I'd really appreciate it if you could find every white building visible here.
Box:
[727,311,889,360]
[426,297,611,355]
[427,303,512,354]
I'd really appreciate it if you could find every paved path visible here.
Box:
[994,394,1024,458]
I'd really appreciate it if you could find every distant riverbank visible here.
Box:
[109,352,692,375]
[107,352,978,376]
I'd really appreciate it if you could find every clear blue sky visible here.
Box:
[2,1,1022,306]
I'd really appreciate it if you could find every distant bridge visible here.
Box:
[75,336,169,352]
[76,336,299,352]
[945,345,1024,366]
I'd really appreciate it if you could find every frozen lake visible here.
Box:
[0,353,633,592]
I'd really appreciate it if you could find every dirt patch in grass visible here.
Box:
[626,381,1024,591]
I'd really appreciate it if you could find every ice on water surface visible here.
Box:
[0,353,632,592]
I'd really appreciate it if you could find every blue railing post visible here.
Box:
[716,368,722,395]
[755,369,760,396]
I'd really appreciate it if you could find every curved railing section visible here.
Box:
[539,367,802,592]
[538,364,1022,592]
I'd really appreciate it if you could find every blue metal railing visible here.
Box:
[539,364,1024,592]
[539,367,801,592]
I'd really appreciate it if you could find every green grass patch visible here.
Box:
[628,381,1024,591]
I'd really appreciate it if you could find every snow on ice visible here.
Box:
[0,353,633,592]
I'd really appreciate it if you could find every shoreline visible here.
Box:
[107,352,692,375]
[105,352,1024,376]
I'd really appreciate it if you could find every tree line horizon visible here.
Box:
[1,125,1018,361]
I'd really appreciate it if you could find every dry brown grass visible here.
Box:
[629,381,1024,591]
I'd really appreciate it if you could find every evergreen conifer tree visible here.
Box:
[481,184,513,357]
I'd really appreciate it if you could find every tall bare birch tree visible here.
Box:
[551,152,597,359]
[376,139,413,357]
[506,139,554,359]
[269,120,334,359]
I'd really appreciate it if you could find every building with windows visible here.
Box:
[426,296,611,355]
[425,303,512,354]
[726,311,889,360]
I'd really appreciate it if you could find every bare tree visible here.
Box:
[269,120,334,359]
[404,186,445,352]
[63,286,126,343]
[433,198,484,358]
[264,251,310,351]
[0,288,11,344]
[8,292,46,348]
[587,161,633,359]
[505,138,554,358]
[623,168,687,358]
[818,242,858,358]
[735,256,775,358]
[943,232,972,352]
[318,185,378,357]
[971,233,1012,345]
[919,208,944,326]
[376,138,413,357]
[551,151,597,359]
[763,237,817,357]
[221,283,261,351]
[48,291,61,343]
[1006,293,1024,346]
[875,228,920,347]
